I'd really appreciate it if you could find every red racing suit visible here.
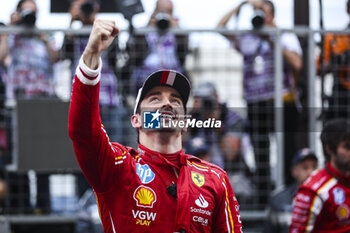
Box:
[68,58,243,233]
[289,162,350,233]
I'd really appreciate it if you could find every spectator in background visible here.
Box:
[0,0,59,214]
[185,135,211,162]
[123,0,189,95]
[62,0,125,144]
[0,24,7,214]
[0,22,8,157]
[290,119,350,232]
[0,0,58,102]
[188,82,245,168]
[221,131,255,205]
[317,0,350,121]
[217,0,303,207]
[0,22,7,106]
[187,82,255,203]
[264,148,318,233]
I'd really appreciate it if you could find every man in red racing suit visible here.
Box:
[68,19,243,233]
[289,119,350,233]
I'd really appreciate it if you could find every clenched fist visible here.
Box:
[83,19,119,69]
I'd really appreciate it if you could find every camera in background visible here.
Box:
[199,96,216,113]
[19,8,36,27]
[251,9,265,29]
[80,1,95,18]
[192,82,218,115]
[155,12,170,31]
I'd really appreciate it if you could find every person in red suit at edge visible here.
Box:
[68,19,243,233]
[289,118,350,233]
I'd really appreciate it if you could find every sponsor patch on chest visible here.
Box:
[191,193,213,227]
[336,204,350,220]
[191,171,205,187]
[333,187,345,205]
[136,163,155,184]
[133,185,157,208]
[132,209,157,226]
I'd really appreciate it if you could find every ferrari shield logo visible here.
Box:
[191,171,205,187]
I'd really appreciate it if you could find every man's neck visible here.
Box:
[139,131,182,154]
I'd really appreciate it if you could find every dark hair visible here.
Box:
[347,0,350,12]
[16,0,35,11]
[321,118,350,162]
[264,0,275,17]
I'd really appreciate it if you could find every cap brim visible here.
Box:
[293,154,318,166]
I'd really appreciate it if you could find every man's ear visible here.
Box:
[131,114,142,129]
[325,145,335,157]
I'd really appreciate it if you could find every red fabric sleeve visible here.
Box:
[68,75,119,193]
[289,188,319,233]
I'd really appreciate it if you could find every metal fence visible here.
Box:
[0,26,348,233]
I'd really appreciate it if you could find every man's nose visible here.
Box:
[162,97,170,105]
[161,98,173,109]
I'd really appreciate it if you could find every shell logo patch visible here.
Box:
[191,171,205,187]
[133,185,157,208]
[336,204,349,220]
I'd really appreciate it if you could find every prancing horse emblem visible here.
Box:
[191,171,205,187]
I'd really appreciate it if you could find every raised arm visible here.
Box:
[83,19,119,69]
[68,19,120,193]
[0,34,9,64]
[216,1,247,42]
[283,49,302,72]
[216,4,242,28]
